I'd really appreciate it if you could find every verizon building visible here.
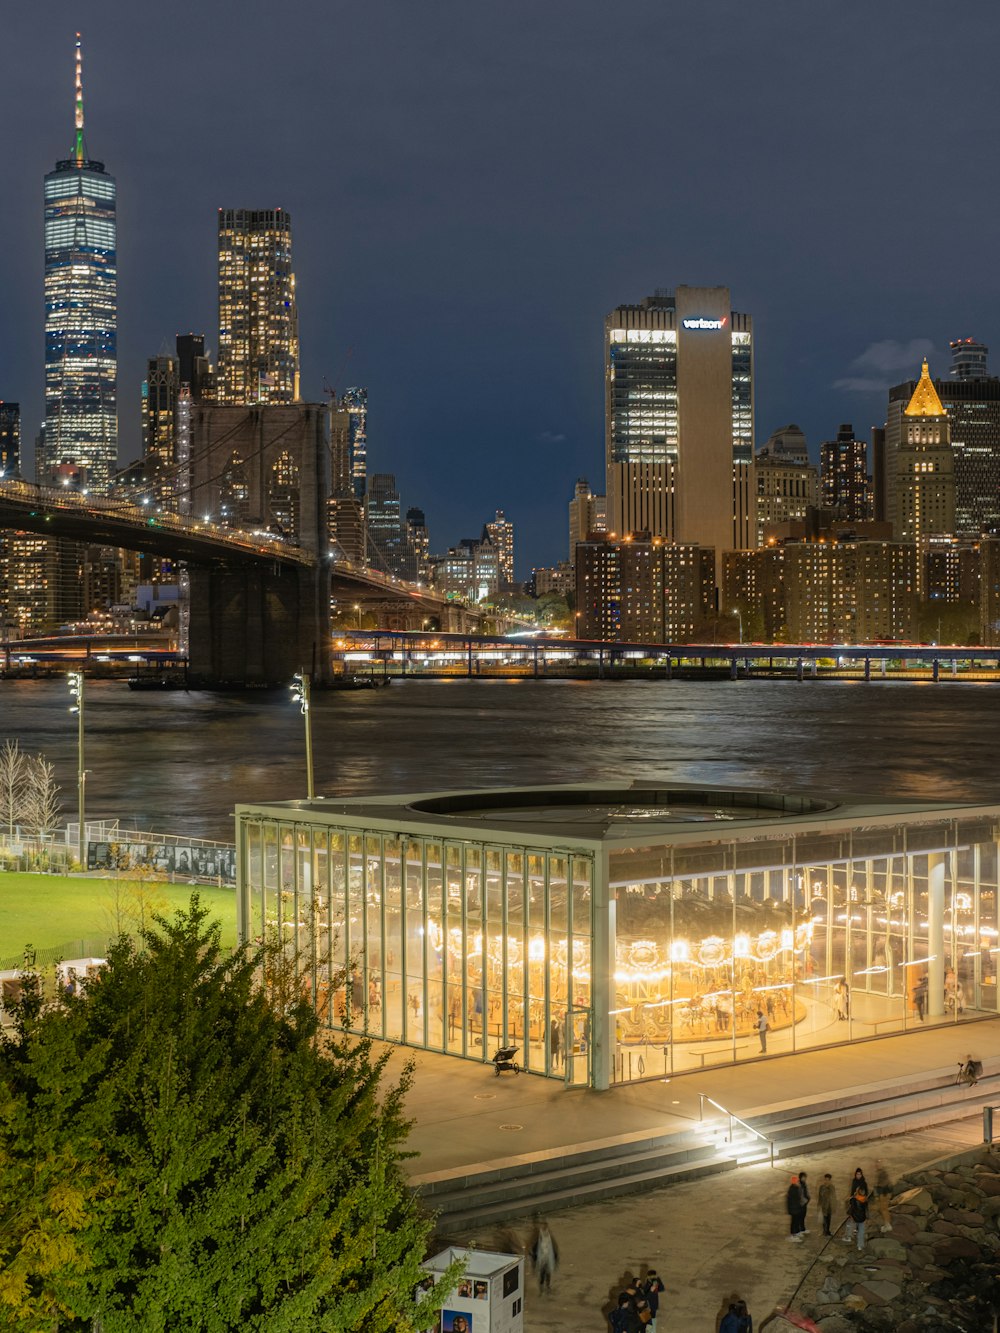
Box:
[605,286,754,583]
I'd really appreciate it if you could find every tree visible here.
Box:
[0,741,27,838]
[20,758,60,841]
[0,900,452,1331]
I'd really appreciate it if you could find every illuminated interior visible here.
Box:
[237,786,998,1089]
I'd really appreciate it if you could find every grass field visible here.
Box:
[0,872,238,966]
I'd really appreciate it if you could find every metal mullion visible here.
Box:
[422,839,430,1049]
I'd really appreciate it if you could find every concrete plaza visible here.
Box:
[387,1016,1000,1329]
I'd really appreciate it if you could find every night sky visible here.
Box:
[5,1,999,572]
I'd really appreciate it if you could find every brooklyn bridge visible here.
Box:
[0,407,478,685]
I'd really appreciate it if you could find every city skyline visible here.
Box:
[3,3,1000,568]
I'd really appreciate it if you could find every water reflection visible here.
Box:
[1,677,998,840]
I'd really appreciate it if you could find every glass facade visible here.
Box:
[608,329,679,466]
[237,789,999,1090]
[240,814,595,1086]
[609,815,997,1084]
[43,159,117,491]
[217,208,299,406]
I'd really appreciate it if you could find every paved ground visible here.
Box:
[375,1015,1000,1329]
[463,1120,986,1331]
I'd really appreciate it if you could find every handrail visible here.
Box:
[699,1092,775,1166]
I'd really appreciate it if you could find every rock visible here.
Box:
[940,1205,986,1226]
[864,1237,907,1260]
[893,1186,933,1211]
[973,1172,1000,1196]
[931,1235,983,1261]
[929,1219,960,1234]
[979,1196,1000,1218]
[943,1171,967,1185]
[887,1214,925,1241]
[815,1317,855,1333]
[854,1279,902,1303]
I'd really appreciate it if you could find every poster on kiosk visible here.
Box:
[420,1248,524,1333]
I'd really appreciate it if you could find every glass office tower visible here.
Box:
[42,38,117,492]
[237,783,1000,1091]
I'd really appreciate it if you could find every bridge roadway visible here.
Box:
[336,630,1000,680]
[0,482,479,683]
[0,479,463,605]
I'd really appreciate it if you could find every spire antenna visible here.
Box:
[74,33,85,165]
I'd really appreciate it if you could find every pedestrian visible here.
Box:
[720,1298,753,1333]
[549,1015,562,1069]
[609,1293,640,1333]
[642,1268,665,1332]
[530,1218,558,1295]
[818,1172,835,1236]
[872,1163,893,1233]
[834,979,849,1021]
[845,1184,869,1251]
[798,1170,811,1232]
[757,1008,768,1053]
[913,974,928,1022]
[786,1173,806,1241]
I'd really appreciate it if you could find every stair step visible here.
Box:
[421,1064,997,1229]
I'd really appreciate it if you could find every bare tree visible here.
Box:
[0,739,27,837]
[21,756,61,840]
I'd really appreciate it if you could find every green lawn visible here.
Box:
[0,873,238,967]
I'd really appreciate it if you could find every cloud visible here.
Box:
[833,338,935,393]
[536,429,567,444]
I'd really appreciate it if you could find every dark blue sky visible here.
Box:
[5,1,999,572]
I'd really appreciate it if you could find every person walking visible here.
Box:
[720,1298,753,1333]
[530,1218,559,1295]
[757,1008,768,1054]
[872,1163,893,1233]
[845,1184,869,1251]
[798,1170,812,1233]
[913,974,928,1022]
[818,1173,835,1236]
[786,1174,806,1240]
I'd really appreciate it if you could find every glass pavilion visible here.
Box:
[236,784,999,1090]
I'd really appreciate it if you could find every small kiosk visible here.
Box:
[421,1247,524,1333]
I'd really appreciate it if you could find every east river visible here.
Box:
[1,676,998,841]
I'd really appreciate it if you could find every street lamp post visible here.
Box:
[354,604,362,629]
[731,608,744,644]
[67,671,85,866]
[291,672,314,799]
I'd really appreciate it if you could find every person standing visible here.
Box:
[720,1299,753,1333]
[642,1269,665,1332]
[609,1293,640,1333]
[530,1218,558,1295]
[757,1008,768,1053]
[798,1170,812,1233]
[846,1185,869,1251]
[549,1015,562,1069]
[818,1173,835,1236]
[872,1163,893,1233]
[786,1174,806,1240]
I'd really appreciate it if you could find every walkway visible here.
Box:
[387,1018,1000,1329]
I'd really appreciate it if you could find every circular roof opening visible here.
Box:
[408,787,838,826]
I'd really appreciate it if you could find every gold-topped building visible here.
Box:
[903,358,947,418]
[882,360,955,592]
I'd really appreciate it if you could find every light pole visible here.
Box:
[67,671,85,866]
[353,604,362,629]
[291,672,314,799]
[731,608,744,644]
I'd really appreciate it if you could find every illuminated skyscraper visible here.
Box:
[42,36,117,491]
[342,387,368,499]
[0,403,20,478]
[820,424,871,521]
[217,209,299,405]
[485,509,514,585]
[605,286,754,582]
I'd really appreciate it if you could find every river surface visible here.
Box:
[0,677,997,841]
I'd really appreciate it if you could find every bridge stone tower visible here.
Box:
[188,404,331,685]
